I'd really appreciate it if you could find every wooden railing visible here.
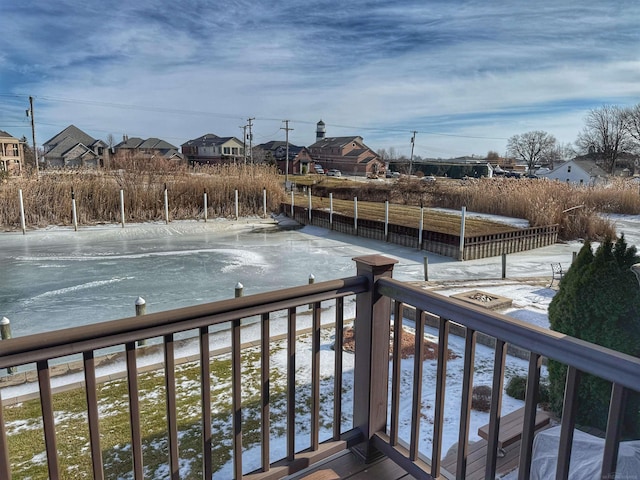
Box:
[284,204,558,260]
[1,255,638,480]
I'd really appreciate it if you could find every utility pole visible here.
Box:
[281,120,294,184]
[409,131,416,176]
[27,96,39,176]
[247,117,255,164]
[239,125,247,164]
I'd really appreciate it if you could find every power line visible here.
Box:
[0,93,509,142]
[247,118,254,164]
[281,120,294,183]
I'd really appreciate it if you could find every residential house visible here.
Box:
[538,159,607,185]
[181,134,245,166]
[254,141,313,174]
[307,120,384,176]
[112,136,184,163]
[42,125,106,168]
[0,130,24,176]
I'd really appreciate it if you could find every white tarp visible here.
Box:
[531,426,640,479]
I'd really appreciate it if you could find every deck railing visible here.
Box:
[1,254,639,480]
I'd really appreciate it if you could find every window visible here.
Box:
[567,165,572,173]
[223,147,230,155]
[232,147,238,155]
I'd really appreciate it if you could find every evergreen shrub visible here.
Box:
[548,236,640,437]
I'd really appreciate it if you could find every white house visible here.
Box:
[538,159,607,186]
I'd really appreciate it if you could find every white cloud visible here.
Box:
[2,0,639,156]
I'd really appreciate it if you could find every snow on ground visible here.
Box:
[4,213,640,477]
[432,282,556,329]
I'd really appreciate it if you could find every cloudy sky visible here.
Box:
[1,0,639,158]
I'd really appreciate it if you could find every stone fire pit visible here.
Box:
[451,290,512,310]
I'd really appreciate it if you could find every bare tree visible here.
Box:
[544,142,575,170]
[506,131,557,172]
[625,103,640,149]
[376,148,388,162]
[486,150,500,162]
[576,105,632,173]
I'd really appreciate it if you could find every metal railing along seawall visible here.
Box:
[283,203,558,260]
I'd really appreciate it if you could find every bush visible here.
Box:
[548,236,640,437]
[472,385,492,412]
[506,375,550,405]
[506,375,527,400]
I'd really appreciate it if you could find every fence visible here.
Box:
[284,203,559,261]
[1,255,637,480]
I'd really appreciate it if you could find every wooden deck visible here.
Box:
[477,408,553,450]
[286,409,557,480]
[285,450,417,480]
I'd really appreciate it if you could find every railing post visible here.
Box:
[459,206,466,261]
[203,190,208,222]
[308,274,315,309]
[120,189,125,228]
[71,188,78,231]
[164,184,169,224]
[384,200,389,241]
[19,189,26,234]
[502,253,507,279]
[352,255,398,462]
[1,317,16,374]
[135,297,146,347]
[263,188,267,218]
[329,193,333,229]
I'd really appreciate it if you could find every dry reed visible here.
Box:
[0,164,286,230]
[311,176,628,240]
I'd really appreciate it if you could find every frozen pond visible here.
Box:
[0,213,622,337]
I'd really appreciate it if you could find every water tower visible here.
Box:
[316,120,326,142]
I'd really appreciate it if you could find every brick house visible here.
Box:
[42,125,106,168]
[0,130,24,175]
[308,121,384,176]
[254,141,313,174]
[181,134,245,165]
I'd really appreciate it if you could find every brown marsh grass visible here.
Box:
[0,164,286,230]
[311,176,630,240]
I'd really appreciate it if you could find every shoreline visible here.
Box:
[0,214,302,239]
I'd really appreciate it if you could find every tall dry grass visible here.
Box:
[0,164,286,230]
[312,177,637,240]
[428,178,620,240]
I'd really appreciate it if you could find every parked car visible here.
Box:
[422,175,436,182]
[327,169,342,177]
[504,171,522,178]
[314,165,324,174]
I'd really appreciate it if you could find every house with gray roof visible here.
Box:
[181,134,245,165]
[538,159,608,186]
[113,135,184,162]
[254,141,312,174]
[42,125,106,168]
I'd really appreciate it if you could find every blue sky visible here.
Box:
[1,0,639,158]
